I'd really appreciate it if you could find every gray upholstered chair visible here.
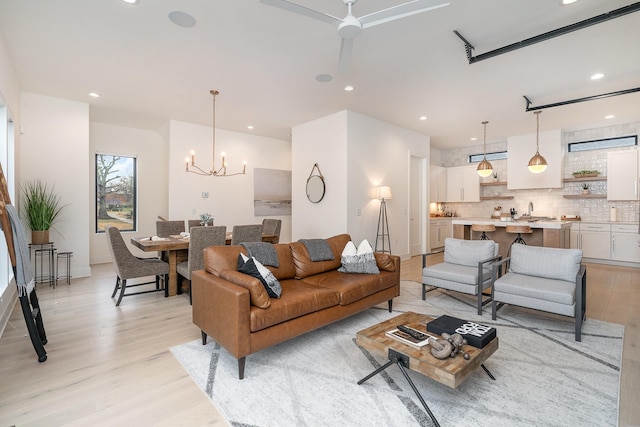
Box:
[156,220,185,237]
[491,244,586,341]
[105,226,169,306]
[187,219,202,231]
[177,225,226,305]
[230,224,263,245]
[261,218,282,243]
[422,237,500,315]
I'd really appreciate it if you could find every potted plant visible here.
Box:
[492,172,498,182]
[572,170,600,178]
[581,183,590,194]
[199,212,214,226]
[22,180,66,244]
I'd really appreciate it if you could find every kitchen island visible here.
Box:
[451,218,572,259]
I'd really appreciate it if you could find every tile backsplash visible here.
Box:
[435,121,640,223]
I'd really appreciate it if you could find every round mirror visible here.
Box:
[306,175,325,203]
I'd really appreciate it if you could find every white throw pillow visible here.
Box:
[338,239,380,274]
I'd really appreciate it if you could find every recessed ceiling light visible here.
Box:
[247,125,254,130]
[344,85,354,91]
[122,0,139,4]
[89,92,101,98]
[168,11,196,28]
[315,74,332,83]
[470,137,477,141]
[561,0,578,5]
[605,114,615,119]
[590,73,605,80]
[419,116,427,121]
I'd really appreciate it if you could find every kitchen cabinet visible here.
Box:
[507,129,562,190]
[446,165,479,202]
[607,149,639,200]
[430,165,447,202]
[611,224,640,263]
[570,223,611,260]
[430,218,451,250]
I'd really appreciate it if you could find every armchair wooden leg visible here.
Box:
[116,279,127,306]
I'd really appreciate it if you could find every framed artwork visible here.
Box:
[254,168,292,216]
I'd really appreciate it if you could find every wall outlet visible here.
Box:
[356,208,362,216]
[202,192,209,198]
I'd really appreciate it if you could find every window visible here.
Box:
[468,151,508,163]
[95,154,137,233]
[568,135,637,152]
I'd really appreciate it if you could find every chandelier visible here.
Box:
[185,90,246,177]
[528,111,548,173]
[476,120,493,177]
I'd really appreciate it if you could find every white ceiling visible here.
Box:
[0,0,639,149]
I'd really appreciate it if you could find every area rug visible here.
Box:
[171,281,623,427]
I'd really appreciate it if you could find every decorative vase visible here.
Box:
[582,189,589,195]
[32,230,49,244]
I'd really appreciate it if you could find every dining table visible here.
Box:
[130,232,278,297]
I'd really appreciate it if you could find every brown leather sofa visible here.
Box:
[191,234,401,379]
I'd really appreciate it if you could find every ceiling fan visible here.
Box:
[261,0,450,71]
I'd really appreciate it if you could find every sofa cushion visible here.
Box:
[204,243,296,280]
[423,262,491,286]
[248,279,340,332]
[219,270,271,309]
[290,234,350,278]
[494,272,576,306]
[444,238,497,267]
[338,240,380,274]
[300,270,387,305]
[238,254,282,298]
[510,244,582,283]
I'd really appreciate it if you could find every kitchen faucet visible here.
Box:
[527,202,533,217]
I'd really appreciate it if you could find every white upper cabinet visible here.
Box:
[429,165,447,202]
[507,129,562,190]
[446,165,479,202]
[607,149,639,201]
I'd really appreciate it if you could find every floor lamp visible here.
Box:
[375,185,392,254]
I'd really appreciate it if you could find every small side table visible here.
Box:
[29,243,56,286]
[56,252,73,285]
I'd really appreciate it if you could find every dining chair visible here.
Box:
[156,220,185,237]
[231,224,263,245]
[187,219,202,231]
[261,218,282,244]
[105,226,169,306]
[177,225,226,305]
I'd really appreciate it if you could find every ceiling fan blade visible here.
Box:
[338,38,354,73]
[359,0,449,28]
[260,0,341,25]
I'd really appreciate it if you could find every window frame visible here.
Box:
[95,153,138,233]
[468,150,508,163]
[568,135,637,152]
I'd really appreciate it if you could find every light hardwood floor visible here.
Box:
[0,258,638,426]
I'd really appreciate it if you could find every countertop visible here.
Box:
[451,217,570,229]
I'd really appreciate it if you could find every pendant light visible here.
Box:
[185,90,246,177]
[476,120,493,177]
[528,111,548,173]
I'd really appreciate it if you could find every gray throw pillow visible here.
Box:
[338,240,380,274]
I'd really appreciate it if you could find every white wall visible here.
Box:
[89,122,169,263]
[168,120,292,242]
[292,110,430,257]
[19,93,91,279]
[292,111,348,240]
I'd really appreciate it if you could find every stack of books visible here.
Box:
[426,315,496,348]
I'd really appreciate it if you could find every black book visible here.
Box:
[426,315,496,349]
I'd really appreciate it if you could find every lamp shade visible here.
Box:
[528,152,548,173]
[477,159,493,177]
[376,185,392,200]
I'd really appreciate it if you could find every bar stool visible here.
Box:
[471,224,496,240]
[56,252,73,285]
[506,225,533,257]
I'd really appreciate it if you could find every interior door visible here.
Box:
[410,156,425,256]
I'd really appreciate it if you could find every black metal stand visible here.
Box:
[358,349,440,427]
[375,198,391,254]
